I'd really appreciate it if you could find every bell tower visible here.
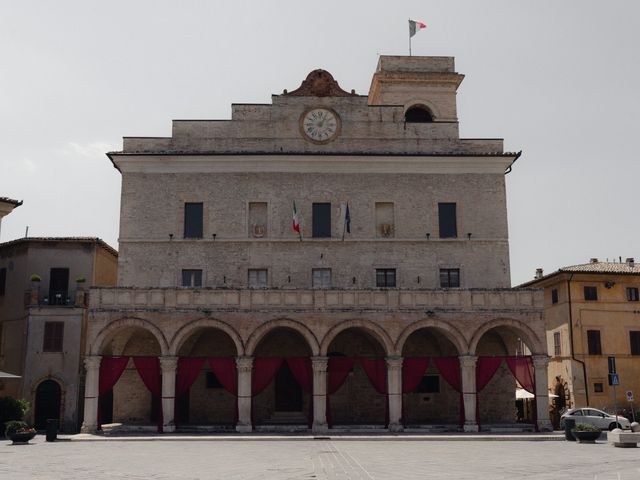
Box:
[368,56,464,123]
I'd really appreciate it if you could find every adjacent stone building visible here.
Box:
[0,237,117,431]
[82,55,551,433]
[521,259,640,425]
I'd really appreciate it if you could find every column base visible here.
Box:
[236,424,253,433]
[388,423,404,433]
[80,423,97,434]
[162,425,176,433]
[312,422,328,434]
[537,420,553,432]
[463,423,479,432]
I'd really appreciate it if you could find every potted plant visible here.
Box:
[75,275,86,284]
[572,423,602,443]
[4,421,36,444]
[30,274,41,288]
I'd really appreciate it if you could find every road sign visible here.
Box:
[626,391,634,402]
[608,356,617,374]
[609,373,620,386]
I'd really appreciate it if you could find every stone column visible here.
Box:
[386,356,403,432]
[80,355,101,433]
[311,356,328,433]
[160,356,178,433]
[532,355,553,431]
[236,356,253,433]
[460,355,479,432]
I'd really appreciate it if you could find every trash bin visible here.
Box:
[46,419,58,442]
[564,418,575,441]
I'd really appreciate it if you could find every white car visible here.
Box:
[560,408,631,431]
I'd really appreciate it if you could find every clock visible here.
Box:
[300,108,340,143]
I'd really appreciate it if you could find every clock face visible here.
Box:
[301,108,340,143]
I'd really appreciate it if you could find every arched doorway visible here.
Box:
[252,327,312,428]
[401,328,461,427]
[474,325,537,428]
[175,327,238,427]
[326,327,387,427]
[35,379,61,430]
[100,326,163,427]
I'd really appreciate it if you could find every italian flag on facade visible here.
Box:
[292,201,302,239]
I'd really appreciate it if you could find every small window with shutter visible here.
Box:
[43,322,64,352]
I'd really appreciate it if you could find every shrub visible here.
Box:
[30,274,41,282]
[572,423,601,432]
[75,275,86,283]
[0,396,29,428]
[4,421,28,439]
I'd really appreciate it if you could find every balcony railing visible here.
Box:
[34,290,78,306]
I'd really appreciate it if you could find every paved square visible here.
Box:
[1,438,639,479]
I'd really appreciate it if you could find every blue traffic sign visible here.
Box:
[609,373,620,386]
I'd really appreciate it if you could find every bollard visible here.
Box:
[564,418,575,441]
[46,419,58,442]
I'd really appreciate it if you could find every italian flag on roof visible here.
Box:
[409,20,426,37]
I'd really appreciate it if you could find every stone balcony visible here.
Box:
[89,287,543,313]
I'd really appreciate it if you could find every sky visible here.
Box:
[1,1,639,286]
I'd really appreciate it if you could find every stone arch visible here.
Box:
[169,318,244,356]
[245,318,320,356]
[320,319,394,356]
[90,317,169,356]
[469,318,544,355]
[395,318,468,355]
[403,99,440,121]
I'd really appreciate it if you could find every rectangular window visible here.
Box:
[312,203,331,238]
[587,330,602,355]
[248,269,268,288]
[551,289,558,304]
[553,332,561,356]
[630,331,640,356]
[584,286,598,301]
[626,287,639,302]
[0,267,6,296]
[439,268,460,288]
[43,322,64,352]
[438,203,457,238]
[312,269,332,289]
[184,202,203,238]
[415,375,440,394]
[181,269,203,287]
[376,268,396,288]
[593,382,604,393]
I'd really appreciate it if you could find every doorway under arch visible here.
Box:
[35,379,61,430]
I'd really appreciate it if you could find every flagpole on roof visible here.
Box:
[408,19,412,56]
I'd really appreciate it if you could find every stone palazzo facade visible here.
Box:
[81,55,551,433]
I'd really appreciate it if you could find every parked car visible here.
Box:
[560,408,631,430]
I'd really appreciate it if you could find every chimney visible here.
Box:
[535,268,543,279]
[590,258,599,264]
[626,258,635,268]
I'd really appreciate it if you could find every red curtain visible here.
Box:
[287,357,314,427]
[360,358,389,427]
[133,357,163,433]
[476,356,504,429]
[506,356,537,430]
[326,357,356,427]
[176,357,206,398]
[209,358,238,424]
[432,357,464,427]
[252,357,284,395]
[98,356,129,429]
[402,358,430,394]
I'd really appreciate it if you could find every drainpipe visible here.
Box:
[567,273,589,406]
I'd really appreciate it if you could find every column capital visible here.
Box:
[84,355,102,371]
[459,355,478,368]
[385,356,403,369]
[236,355,254,372]
[531,355,550,368]
[160,356,178,371]
[311,356,328,371]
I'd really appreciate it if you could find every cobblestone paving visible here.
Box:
[1,438,639,479]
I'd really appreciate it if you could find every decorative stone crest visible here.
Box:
[284,69,356,97]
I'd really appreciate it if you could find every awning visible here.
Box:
[515,388,559,399]
[0,370,21,378]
